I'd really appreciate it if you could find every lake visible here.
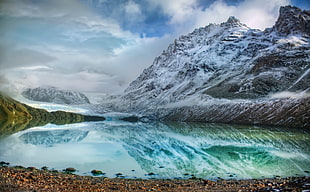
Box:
[0,115,309,180]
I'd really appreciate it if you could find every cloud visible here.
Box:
[0,47,55,70]
[122,0,145,28]
[233,0,290,29]
[148,0,198,24]
[0,0,94,19]
[269,91,310,99]
[124,0,142,15]
[106,35,173,82]
[0,75,19,95]
[147,0,290,33]
[202,0,290,30]
[195,1,237,27]
[0,0,140,93]
[0,0,295,95]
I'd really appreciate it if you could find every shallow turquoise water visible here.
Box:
[0,120,309,180]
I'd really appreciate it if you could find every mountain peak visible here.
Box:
[227,16,240,24]
[273,5,310,36]
[221,16,246,28]
[123,5,310,103]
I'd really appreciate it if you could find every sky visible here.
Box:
[0,0,309,95]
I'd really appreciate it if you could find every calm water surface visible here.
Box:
[0,120,309,180]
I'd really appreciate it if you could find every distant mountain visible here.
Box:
[95,6,310,128]
[22,87,90,105]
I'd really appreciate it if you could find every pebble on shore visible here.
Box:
[0,166,309,192]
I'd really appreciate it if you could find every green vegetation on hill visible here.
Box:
[0,92,105,137]
[0,93,33,137]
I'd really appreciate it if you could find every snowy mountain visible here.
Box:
[124,6,309,104]
[22,87,90,105]
[94,6,309,128]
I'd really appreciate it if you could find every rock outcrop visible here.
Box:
[273,5,310,36]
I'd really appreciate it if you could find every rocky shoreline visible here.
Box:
[0,166,309,192]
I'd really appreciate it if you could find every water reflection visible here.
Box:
[0,121,309,179]
[19,129,89,147]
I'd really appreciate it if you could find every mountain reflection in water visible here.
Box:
[0,121,309,179]
[19,129,89,147]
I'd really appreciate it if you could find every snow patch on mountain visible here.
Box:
[22,87,90,105]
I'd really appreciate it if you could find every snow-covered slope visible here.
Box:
[124,6,309,105]
[22,87,90,105]
[95,6,310,128]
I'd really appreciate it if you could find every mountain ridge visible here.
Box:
[123,5,309,104]
[94,5,310,128]
[22,87,91,105]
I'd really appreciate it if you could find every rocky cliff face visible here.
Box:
[273,5,310,36]
[22,87,90,105]
[98,6,310,128]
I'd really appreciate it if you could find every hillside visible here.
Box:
[0,93,105,137]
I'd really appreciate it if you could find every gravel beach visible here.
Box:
[1,166,309,192]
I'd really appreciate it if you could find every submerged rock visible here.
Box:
[0,161,9,167]
[91,170,105,176]
[64,167,77,173]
